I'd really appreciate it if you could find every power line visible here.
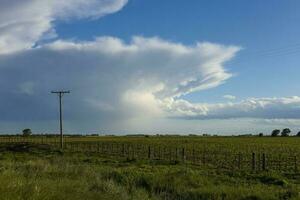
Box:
[51,90,70,149]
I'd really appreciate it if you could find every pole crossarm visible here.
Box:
[51,90,70,149]
[51,91,70,95]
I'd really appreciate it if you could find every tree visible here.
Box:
[258,133,263,137]
[297,132,300,137]
[281,128,291,137]
[22,128,32,137]
[271,129,280,137]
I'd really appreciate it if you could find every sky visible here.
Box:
[1,0,300,135]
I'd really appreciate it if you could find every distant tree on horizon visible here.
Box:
[258,133,263,137]
[281,128,291,137]
[297,132,300,137]
[271,129,280,137]
[22,128,32,137]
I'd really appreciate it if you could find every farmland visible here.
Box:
[1,135,300,172]
[0,136,300,200]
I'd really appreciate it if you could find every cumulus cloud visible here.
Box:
[1,0,299,133]
[0,32,298,126]
[0,36,240,123]
[166,96,300,119]
[223,95,236,100]
[2,34,300,124]
[253,119,300,127]
[0,0,128,54]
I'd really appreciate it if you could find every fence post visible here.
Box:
[295,156,298,173]
[252,153,256,171]
[262,153,266,171]
[158,147,161,160]
[238,153,241,170]
[192,148,195,164]
[182,148,185,163]
[127,144,130,160]
[148,146,151,159]
[122,144,125,157]
[132,145,135,159]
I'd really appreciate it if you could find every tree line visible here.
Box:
[269,128,300,137]
[19,128,300,137]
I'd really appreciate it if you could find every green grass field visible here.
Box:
[1,136,300,172]
[0,136,300,199]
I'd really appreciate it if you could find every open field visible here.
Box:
[1,136,300,172]
[1,136,300,199]
[0,142,300,200]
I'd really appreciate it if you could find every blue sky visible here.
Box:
[1,0,300,135]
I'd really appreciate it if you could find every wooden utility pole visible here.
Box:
[51,90,70,149]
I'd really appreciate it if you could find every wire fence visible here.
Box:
[0,136,299,173]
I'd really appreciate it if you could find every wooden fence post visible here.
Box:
[252,153,256,171]
[148,146,151,159]
[262,153,266,171]
[158,147,161,160]
[192,148,195,164]
[132,145,135,159]
[122,144,125,157]
[182,148,185,162]
[238,153,241,170]
[126,144,129,159]
[294,156,298,172]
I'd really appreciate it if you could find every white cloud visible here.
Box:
[3,33,300,126]
[0,36,240,125]
[223,94,236,100]
[1,0,300,133]
[0,0,128,54]
[165,96,300,119]
[253,119,300,127]
[2,33,299,128]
